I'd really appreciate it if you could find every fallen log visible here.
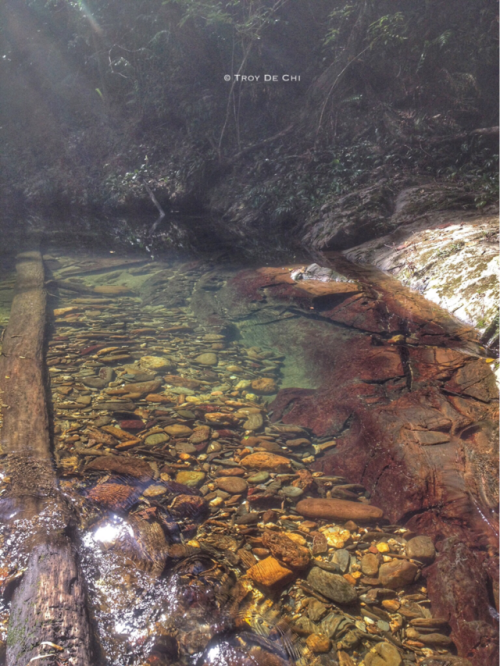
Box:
[0,251,97,666]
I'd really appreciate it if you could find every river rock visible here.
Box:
[169,494,207,519]
[81,376,107,389]
[406,536,436,563]
[296,498,383,522]
[378,560,418,588]
[143,484,167,497]
[285,438,311,448]
[215,467,245,477]
[248,472,270,483]
[98,401,136,412]
[262,530,310,570]
[85,456,153,480]
[361,553,380,576]
[140,356,173,372]
[306,634,331,654]
[175,441,196,454]
[311,531,328,556]
[241,453,292,472]
[145,433,169,446]
[247,556,293,588]
[122,380,161,395]
[332,549,351,573]
[175,471,206,487]
[307,567,357,604]
[87,483,137,510]
[189,426,211,444]
[281,485,303,499]
[204,412,239,426]
[251,378,277,394]
[308,600,328,622]
[364,642,402,666]
[93,285,131,295]
[216,477,248,494]
[99,367,115,383]
[164,375,201,389]
[194,353,218,366]
[243,413,264,431]
[165,424,193,437]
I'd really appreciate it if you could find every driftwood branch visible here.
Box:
[145,182,166,236]
[0,250,97,665]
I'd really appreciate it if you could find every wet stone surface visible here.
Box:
[0,251,486,666]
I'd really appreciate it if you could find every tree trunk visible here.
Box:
[0,250,97,666]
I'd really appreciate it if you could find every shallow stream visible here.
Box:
[0,244,495,666]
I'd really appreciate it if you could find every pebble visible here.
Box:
[189,426,211,444]
[216,477,248,494]
[145,433,169,446]
[305,633,331,653]
[406,535,436,563]
[122,380,161,395]
[85,456,153,480]
[247,556,293,588]
[175,471,206,487]
[143,485,167,498]
[262,530,310,570]
[81,377,107,389]
[241,452,292,472]
[378,560,418,588]
[248,472,270,483]
[98,401,136,412]
[243,413,264,431]
[308,599,328,622]
[361,552,380,576]
[332,549,351,573]
[364,642,402,666]
[250,378,277,394]
[281,485,303,498]
[165,424,193,437]
[296,498,384,522]
[139,356,173,372]
[307,567,358,604]
[194,353,218,366]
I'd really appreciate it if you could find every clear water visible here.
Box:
[0,243,490,666]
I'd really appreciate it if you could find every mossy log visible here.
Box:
[0,251,97,665]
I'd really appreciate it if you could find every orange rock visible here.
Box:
[145,394,172,403]
[343,573,357,586]
[241,452,292,472]
[204,412,240,426]
[247,556,293,588]
[382,599,401,612]
[262,530,310,570]
[54,306,79,316]
[115,438,141,450]
[251,378,277,394]
[306,634,331,653]
[87,483,136,510]
[337,652,356,666]
[378,560,418,588]
[101,425,137,441]
[296,498,383,522]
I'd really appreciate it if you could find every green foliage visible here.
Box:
[367,12,407,49]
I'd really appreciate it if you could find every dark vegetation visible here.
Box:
[0,0,498,250]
